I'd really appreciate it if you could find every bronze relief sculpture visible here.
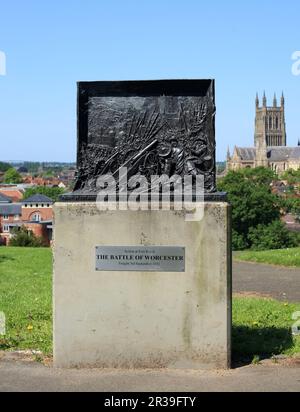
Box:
[62,80,223,201]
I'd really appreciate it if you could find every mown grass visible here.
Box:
[0,247,52,354]
[0,247,299,361]
[234,247,300,267]
[233,297,300,361]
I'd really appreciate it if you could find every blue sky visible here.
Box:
[0,0,300,162]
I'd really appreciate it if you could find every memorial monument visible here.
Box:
[54,80,232,369]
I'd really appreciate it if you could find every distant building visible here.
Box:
[227,93,300,173]
[21,194,53,222]
[0,193,53,246]
[0,202,22,245]
[22,175,70,189]
[0,192,12,204]
[0,185,24,202]
[58,169,76,188]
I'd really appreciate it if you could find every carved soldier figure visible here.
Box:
[160,137,185,176]
[185,137,212,176]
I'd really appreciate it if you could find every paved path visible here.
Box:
[233,261,300,302]
[0,357,299,392]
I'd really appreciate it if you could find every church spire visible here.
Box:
[256,93,259,108]
[227,146,231,160]
[263,91,267,107]
[281,92,285,107]
[273,93,277,107]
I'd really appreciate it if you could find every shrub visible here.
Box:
[232,230,249,251]
[280,197,300,215]
[281,169,300,184]
[24,186,65,202]
[9,227,46,247]
[248,221,299,251]
[218,168,280,249]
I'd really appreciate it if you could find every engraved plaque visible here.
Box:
[95,246,185,272]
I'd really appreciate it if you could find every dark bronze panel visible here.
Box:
[63,80,219,201]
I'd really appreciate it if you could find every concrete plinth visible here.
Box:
[53,202,232,369]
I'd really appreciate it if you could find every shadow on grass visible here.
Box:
[0,255,15,263]
[232,325,294,367]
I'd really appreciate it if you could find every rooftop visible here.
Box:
[0,193,12,203]
[234,146,300,162]
[0,203,22,215]
[22,194,54,204]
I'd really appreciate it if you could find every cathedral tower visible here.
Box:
[254,92,286,147]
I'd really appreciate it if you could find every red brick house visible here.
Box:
[0,194,53,246]
[0,194,22,245]
[0,186,24,202]
[22,176,64,187]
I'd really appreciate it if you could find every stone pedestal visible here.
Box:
[53,202,232,369]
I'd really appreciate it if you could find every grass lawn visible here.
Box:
[233,297,300,360]
[234,247,300,267]
[0,247,52,354]
[0,247,300,361]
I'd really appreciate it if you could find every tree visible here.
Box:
[42,170,55,178]
[248,221,299,251]
[217,162,226,174]
[279,197,300,215]
[241,166,278,185]
[0,162,11,172]
[24,186,65,202]
[22,162,41,174]
[9,227,46,247]
[281,169,300,185]
[3,168,22,184]
[218,168,281,250]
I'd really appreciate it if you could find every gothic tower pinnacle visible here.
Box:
[263,91,267,107]
[256,93,259,108]
[281,92,285,107]
[254,92,286,147]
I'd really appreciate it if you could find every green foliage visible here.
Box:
[22,162,41,174]
[251,355,260,365]
[9,227,46,248]
[232,230,249,251]
[233,298,300,359]
[281,169,300,184]
[42,170,55,177]
[248,221,299,251]
[42,165,64,174]
[24,186,65,202]
[240,166,278,185]
[218,168,281,250]
[3,168,22,184]
[0,161,12,172]
[280,197,300,215]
